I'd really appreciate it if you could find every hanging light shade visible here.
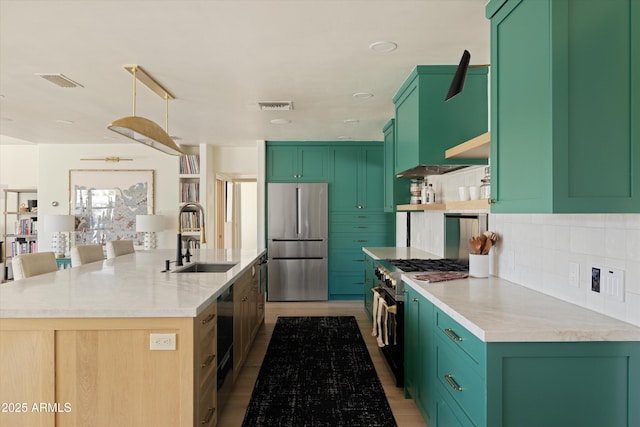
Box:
[445,50,471,102]
[108,65,183,155]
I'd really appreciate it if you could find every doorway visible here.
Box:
[215,175,257,249]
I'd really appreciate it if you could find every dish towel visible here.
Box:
[376,297,387,347]
[371,289,381,337]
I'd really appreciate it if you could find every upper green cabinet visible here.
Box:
[330,145,385,212]
[488,0,640,213]
[266,144,328,182]
[383,119,410,212]
[393,66,488,175]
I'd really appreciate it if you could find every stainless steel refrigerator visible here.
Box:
[267,183,328,301]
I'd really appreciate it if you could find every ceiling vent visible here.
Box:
[35,73,84,88]
[257,101,293,111]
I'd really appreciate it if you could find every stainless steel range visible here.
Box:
[373,257,469,388]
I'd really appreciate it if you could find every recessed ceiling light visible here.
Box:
[270,118,291,125]
[337,136,352,140]
[369,41,397,53]
[55,119,74,125]
[1,116,13,122]
[343,119,360,124]
[352,92,373,99]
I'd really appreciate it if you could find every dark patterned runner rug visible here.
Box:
[242,316,397,427]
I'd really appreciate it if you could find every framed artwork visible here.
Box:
[69,169,154,246]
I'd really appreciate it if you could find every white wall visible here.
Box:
[36,144,178,250]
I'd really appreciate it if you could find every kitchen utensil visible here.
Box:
[481,238,493,255]
[469,237,482,255]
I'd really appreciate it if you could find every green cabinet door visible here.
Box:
[488,0,639,213]
[362,147,384,212]
[393,66,488,175]
[363,253,375,320]
[331,147,360,211]
[266,144,328,182]
[404,286,434,424]
[383,119,410,212]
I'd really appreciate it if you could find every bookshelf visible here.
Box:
[179,146,203,249]
[3,189,38,281]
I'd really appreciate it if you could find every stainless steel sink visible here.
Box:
[173,262,237,273]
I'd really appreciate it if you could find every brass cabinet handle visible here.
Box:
[354,226,368,229]
[201,354,216,368]
[489,198,497,204]
[445,374,463,391]
[201,313,216,324]
[201,407,215,424]
[354,259,364,262]
[355,239,368,242]
[444,328,463,342]
[412,298,418,302]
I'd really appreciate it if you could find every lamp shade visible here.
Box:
[108,116,183,156]
[445,49,471,101]
[136,215,164,232]
[43,215,75,232]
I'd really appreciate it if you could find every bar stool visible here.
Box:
[12,252,58,280]
[70,244,105,267]
[106,240,135,259]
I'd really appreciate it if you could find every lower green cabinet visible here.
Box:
[363,254,376,321]
[404,286,434,424]
[404,281,640,427]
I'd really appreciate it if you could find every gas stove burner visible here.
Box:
[387,258,468,273]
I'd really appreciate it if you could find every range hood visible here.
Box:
[395,164,472,178]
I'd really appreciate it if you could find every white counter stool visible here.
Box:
[106,240,135,259]
[70,244,105,267]
[12,252,59,280]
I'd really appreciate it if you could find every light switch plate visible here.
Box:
[603,268,625,302]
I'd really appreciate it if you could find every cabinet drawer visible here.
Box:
[330,235,392,249]
[197,325,217,390]
[436,340,485,425]
[436,391,475,427]
[330,222,390,233]
[435,308,485,368]
[197,373,217,427]
[331,213,391,223]
[197,302,217,342]
[329,273,365,297]
[330,249,365,271]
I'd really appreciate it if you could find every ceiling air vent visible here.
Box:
[257,101,293,111]
[35,73,84,88]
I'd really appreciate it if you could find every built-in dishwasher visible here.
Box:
[216,286,233,411]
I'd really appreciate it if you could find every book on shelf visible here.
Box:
[15,218,38,236]
[179,154,200,175]
[11,239,37,256]
[180,182,200,202]
[180,211,201,230]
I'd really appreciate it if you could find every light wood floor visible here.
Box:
[217,300,427,427]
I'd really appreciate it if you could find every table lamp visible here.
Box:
[44,215,75,257]
[136,215,164,249]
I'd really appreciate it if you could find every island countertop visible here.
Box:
[0,248,266,319]
[364,247,640,342]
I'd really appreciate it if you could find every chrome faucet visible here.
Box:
[176,202,206,266]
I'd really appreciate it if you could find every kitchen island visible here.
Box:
[364,247,640,427]
[0,248,266,427]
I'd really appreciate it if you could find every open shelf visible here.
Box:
[397,199,490,211]
[445,132,490,159]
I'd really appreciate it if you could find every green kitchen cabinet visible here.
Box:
[404,286,435,425]
[363,253,375,321]
[393,66,488,176]
[266,144,328,182]
[487,0,640,212]
[330,145,385,212]
[404,281,640,427]
[383,119,410,211]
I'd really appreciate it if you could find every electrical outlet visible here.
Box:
[569,262,580,287]
[591,267,601,293]
[150,333,176,350]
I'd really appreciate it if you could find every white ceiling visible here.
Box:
[0,0,490,148]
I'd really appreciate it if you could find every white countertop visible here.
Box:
[364,247,640,342]
[363,246,439,260]
[0,248,266,319]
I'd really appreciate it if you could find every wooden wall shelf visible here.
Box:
[397,199,490,211]
[445,132,490,159]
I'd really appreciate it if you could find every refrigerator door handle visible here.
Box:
[295,186,301,235]
[271,238,324,242]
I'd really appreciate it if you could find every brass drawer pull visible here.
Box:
[354,226,368,229]
[201,353,216,368]
[355,239,368,242]
[444,328,463,342]
[412,298,418,302]
[201,407,215,424]
[445,374,463,391]
[201,313,216,325]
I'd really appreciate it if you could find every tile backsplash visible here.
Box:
[403,166,640,326]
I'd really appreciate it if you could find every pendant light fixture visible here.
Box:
[108,65,183,155]
[444,50,490,102]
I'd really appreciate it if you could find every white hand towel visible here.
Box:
[371,290,380,337]
[376,297,386,347]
